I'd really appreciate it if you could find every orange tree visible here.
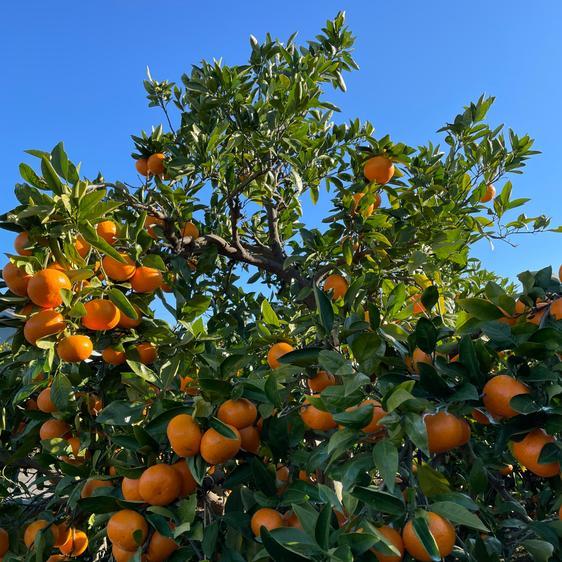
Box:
[1,12,562,562]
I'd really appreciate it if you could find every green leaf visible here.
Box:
[421,285,439,312]
[279,347,322,367]
[97,401,145,425]
[314,284,334,332]
[209,416,238,439]
[261,299,281,327]
[51,373,72,411]
[415,318,438,353]
[385,283,406,319]
[108,288,138,319]
[351,487,404,515]
[79,222,126,263]
[417,464,451,497]
[412,516,441,562]
[315,504,332,550]
[251,457,277,496]
[430,501,488,532]
[51,142,69,180]
[40,156,63,195]
[522,539,555,562]
[373,440,399,492]
[404,412,429,454]
[456,298,504,320]
[261,529,312,561]
[19,163,47,189]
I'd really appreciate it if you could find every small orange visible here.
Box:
[480,184,496,203]
[40,419,70,441]
[471,408,491,425]
[54,523,71,547]
[550,298,562,321]
[499,464,513,476]
[300,396,336,431]
[57,334,93,362]
[352,399,387,433]
[146,530,178,562]
[24,520,59,548]
[323,273,348,300]
[251,508,284,537]
[512,428,561,477]
[267,342,294,369]
[171,460,198,497]
[200,425,241,465]
[75,236,90,258]
[96,220,118,245]
[411,294,426,315]
[81,478,112,498]
[217,398,257,429]
[135,342,157,364]
[363,156,394,185]
[239,425,261,454]
[138,464,181,506]
[24,309,66,344]
[28,269,71,308]
[2,261,31,296]
[121,477,143,502]
[402,512,455,562]
[135,158,148,176]
[528,304,548,326]
[182,221,200,239]
[112,544,140,562]
[117,305,142,329]
[147,153,165,176]
[307,371,336,392]
[371,526,404,562]
[82,299,121,331]
[352,192,381,216]
[167,414,202,457]
[145,216,165,239]
[58,529,88,556]
[37,387,57,413]
[0,528,8,557]
[283,510,303,529]
[15,231,33,255]
[107,509,148,551]
[179,375,198,395]
[102,254,137,281]
[130,266,163,293]
[425,411,467,453]
[102,347,126,365]
[482,374,530,419]
[405,348,432,373]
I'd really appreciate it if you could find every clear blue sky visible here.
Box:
[1,0,560,287]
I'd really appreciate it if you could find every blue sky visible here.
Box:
[1,0,561,291]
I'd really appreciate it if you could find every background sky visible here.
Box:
[1,1,560,295]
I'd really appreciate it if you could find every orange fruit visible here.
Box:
[480,183,496,203]
[550,298,562,320]
[307,371,336,392]
[180,375,198,395]
[167,414,202,457]
[411,294,426,315]
[471,408,491,425]
[145,216,165,239]
[267,342,294,369]
[138,464,181,506]
[15,231,33,255]
[147,153,165,176]
[24,309,66,345]
[283,510,303,529]
[135,158,148,176]
[200,425,241,465]
[107,509,148,551]
[239,425,261,454]
[121,477,143,501]
[40,419,70,441]
[24,520,59,548]
[482,374,530,419]
[102,254,136,281]
[0,527,9,557]
[28,269,71,308]
[425,412,467,453]
[112,544,140,562]
[81,478,112,498]
[62,436,88,464]
[363,156,394,184]
[512,428,561,477]
[405,348,432,373]
[54,523,71,547]
[300,396,336,431]
[251,508,284,537]
[118,305,142,329]
[171,460,198,497]
[559,505,562,520]
[146,530,178,562]
[46,556,68,562]
[37,387,57,413]
[2,261,31,296]
[217,398,257,429]
[96,220,118,245]
[353,399,387,433]
[528,304,548,326]
[75,236,90,258]
[135,342,157,364]
[56,334,93,362]
[182,221,200,239]
[130,266,163,293]
[371,526,404,562]
[102,347,126,365]
[276,465,290,484]
[402,512,455,562]
[499,464,513,476]
[352,192,381,216]
[82,299,121,330]
[323,273,348,300]
[59,529,88,556]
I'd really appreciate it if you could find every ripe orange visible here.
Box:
[480,183,496,203]
[146,530,178,562]
[0,527,9,557]
[96,220,118,245]
[239,425,261,454]
[24,520,59,548]
[550,298,562,320]
[102,347,126,365]
[283,510,303,529]
[15,231,33,255]
[171,460,198,496]
[112,544,140,562]
[512,428,561,477]
[471,408,491,425]
[167,414,202,457]
[147,153,165,176]
[499,464,513,476]
[352,192,381,216]
[28,269,71,308]
[59,529,88,556]
[107,509,148,551]
[130,266,163,293]
[138,464,181,506]
[371,526,404,562]
[56,334,93,362]
[182,221,200,239]
[217,398,257,429]
[425,412,468,453]
[323,273,348,300]
[251,508,284,537]
[82,299,121,330]
[267,342,294,369]
[180,375,198,395]
[24,309,66,345]
[528,304,548,326]
[75,236,90,258]
[46,556,67,562]
[54,523,71,547]
[37,387,57,413]
[363,156,395,185]
[145,216,165,239]
[121,477,143,501]
[40,419,70,441]
[411,294,426,315]
[402,512,455,562]
[300,396,337,431]
[2,261,31,296]
[353,399,387,433]
[482,374,530,419]
[307,371,336,392]
[81,478,112,498]
[102,253,137,281]
[135,342,157,364]
[200,425,241,465]
[135,158,148,176]
[405,348,432,373]
[117,305,142,329]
